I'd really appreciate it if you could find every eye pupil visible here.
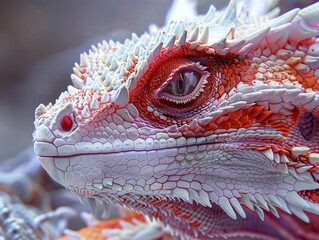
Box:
[61,115,72,131]
[176,78,185,94]
[165,70,200,97]
[157,62,210,107]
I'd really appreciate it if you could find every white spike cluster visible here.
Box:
[66,0,319,107]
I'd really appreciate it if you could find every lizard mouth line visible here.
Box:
[36,140,225,158]
[35,138,285,159]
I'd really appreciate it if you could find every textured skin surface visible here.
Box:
[33,0,319,239]
[0,149,77,240]
[0,193,45,240]
[0,192,74,240]
[58,212,175,240]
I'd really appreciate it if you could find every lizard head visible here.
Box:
[34,0,319,238]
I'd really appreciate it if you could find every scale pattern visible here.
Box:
[0,149,77,240]
[33,0,319,239]
[0,192,75,240]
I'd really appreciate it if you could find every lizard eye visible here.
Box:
[133,57,214,121]
[60,115,73,131]
[156,62,210,105]
[163,71,200,98]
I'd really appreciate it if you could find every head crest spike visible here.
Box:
[188,27,199,42]
[111,85,129,107]
[177,30,187,45]
[198,25,209,44]
[70,74,84,89]
[220,0,237,23]
[204,5,216,22]
[35,104,47,118]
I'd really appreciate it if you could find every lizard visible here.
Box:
[33,0,319,239]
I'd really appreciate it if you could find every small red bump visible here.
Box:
[61,115,72,131]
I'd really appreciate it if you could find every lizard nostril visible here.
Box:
[61,115,73,131]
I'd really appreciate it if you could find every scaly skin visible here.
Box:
[58,212,176,240]
[0,192,74,240]
[0,149,77,240]
[33,0,319,239]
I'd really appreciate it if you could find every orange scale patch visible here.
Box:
[255,110,274,123]
[190,220,201,228]
[215,115,230,126]
[218,85,225,96]
[219,121,232,130]
[238,115,250,126]
[219,59,254,92]
[202,104,298,137]
[228,109,243,120]
[149,212,165,222]
[231,121,243,129]
[247,105,265,118]
[206,106,268,132]
[147,198,196,226]
[58,214,146,240]
[295,69,319,91]
[299,189,319,204]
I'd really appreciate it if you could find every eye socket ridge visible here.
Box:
[156,62,210,105]
[59,112,77,132]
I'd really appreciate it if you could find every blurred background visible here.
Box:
[0,0,316,161]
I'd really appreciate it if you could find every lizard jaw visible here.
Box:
[80,193,305,240]
[37,141,319,224]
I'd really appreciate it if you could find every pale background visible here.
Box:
[0,0,315,161]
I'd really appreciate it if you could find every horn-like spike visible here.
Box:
[267,23,291,44]
[204,5,216,22]
[299,2,319,25]
[226,39,246,52]
[35,104,47,118]
[220,0,237,23]
[165,35,176,49]
[288,7,319,43]
[270,8,299,28]
[67,85,77,94]
[71,74,84,89]
[126,73,137,91]
[199,25,209,43]
[238,43,253,55]
[240,25,271,50]
[153,42,163,58]
[177,30,187,45]
[101,91,110,104]
[112,85,129,107]
[109,59,119,71]
[73,67,81,77]
[90,95,99,110]
[188,27,199,42]
[80,53,88,67]
[173,21,185,36]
